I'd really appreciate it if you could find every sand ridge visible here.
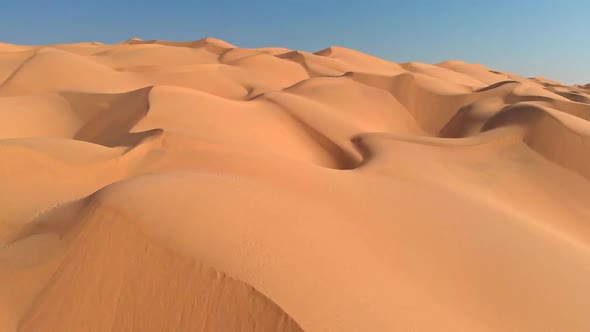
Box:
[1,37,590,331]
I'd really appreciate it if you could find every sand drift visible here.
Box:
[0,38,589,331]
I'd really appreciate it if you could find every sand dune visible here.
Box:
[1,38,589,332]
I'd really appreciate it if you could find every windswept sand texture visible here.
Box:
[1,37,590,331]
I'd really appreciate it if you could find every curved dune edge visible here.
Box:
[10,196,302,332]
[1,38,590,332]
[482,103,590,179]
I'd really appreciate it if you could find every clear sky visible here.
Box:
[0,0,588,84]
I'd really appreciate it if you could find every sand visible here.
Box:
[0,37,589,332]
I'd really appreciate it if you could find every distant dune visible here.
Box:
[1,38,589,332]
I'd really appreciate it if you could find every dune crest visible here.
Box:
[1,38,590,332]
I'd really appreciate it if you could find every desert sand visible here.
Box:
[0,37,589,331]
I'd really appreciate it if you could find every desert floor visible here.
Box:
[1,38,589,331]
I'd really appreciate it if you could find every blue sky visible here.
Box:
[0,0,588,84]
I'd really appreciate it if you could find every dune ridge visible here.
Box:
[1,38,590,332]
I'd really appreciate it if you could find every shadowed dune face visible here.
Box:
[1,38,590,332]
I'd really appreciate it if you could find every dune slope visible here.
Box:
[1,38,589,332]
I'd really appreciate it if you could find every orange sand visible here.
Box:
[0,38,589,331]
